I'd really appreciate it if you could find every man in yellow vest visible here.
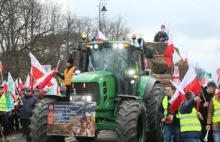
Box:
[179,91,202,142]
[0,85,9,142]
[206,89,220,142]
[160,84,180,142]
[56,57,76,100]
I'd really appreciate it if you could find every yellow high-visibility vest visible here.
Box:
[162,96,179,118]
[179,108,201,132]
[0,94,7,112]
[212,96,220,123]
[64,66,75,85]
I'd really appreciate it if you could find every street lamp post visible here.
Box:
[99,0,107,32]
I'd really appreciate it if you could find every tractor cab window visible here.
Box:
[89,47,128,76]
[130,50,143,75]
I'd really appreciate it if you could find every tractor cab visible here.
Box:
[85,40,146,95]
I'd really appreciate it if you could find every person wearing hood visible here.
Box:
[206,84,220,142]
[199,82,217,142]
[56,56,76,100]
[154,25,169,42]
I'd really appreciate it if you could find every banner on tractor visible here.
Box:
[47,102,96,137]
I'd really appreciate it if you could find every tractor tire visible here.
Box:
[146,83,165,142]
[30,98,65,142]
[116,100,146,142]
[75,137,96,142]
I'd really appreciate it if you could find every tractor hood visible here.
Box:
[72,71,113,83]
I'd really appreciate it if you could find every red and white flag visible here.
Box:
[35,61,60,89]
[172,49,182,64]
[97,31,107,42]
[0,62,3,72]
[169,65,202,112]
[2,80,7,94]
[29,52,53,87]
[18,78,24,91]
[164,35,174,68]
[172,66,180,85]
[164,35,182,68]
[24,74,31,88]
[200,74,208,87]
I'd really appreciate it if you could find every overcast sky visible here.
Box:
[54,0,220,80]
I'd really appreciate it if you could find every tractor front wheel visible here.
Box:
[146,83,165,142]
[30,98,65,142]
[116,100,146,142]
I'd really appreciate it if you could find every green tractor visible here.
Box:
[30,35,165,142]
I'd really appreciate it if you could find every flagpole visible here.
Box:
[0,71,3,84]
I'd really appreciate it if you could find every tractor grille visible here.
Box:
[74,82,100,105]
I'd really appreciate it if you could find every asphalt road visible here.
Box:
[7,130,117,142]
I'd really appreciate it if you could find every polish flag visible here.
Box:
[169,65,202,112]
[0,62,3,72]
[29,52,53,87]
[172,49,182,65]
[24,73,30,88]
[35,61,60,89]
[200,74,208,87]
[29,52,46,80]
[164,35,174,68]
[2,81,7,94]
[18,78,24,91]
[97,31,107,42]
[172,66,180,85]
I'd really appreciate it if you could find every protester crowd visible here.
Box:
[161,82,220,142]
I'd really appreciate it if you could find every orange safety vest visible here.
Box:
[64,66,75,85]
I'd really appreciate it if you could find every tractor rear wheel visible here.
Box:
[146,83,165,142]
[30,98,65,142]
[116,100,146,142]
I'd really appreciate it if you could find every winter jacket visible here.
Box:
[19,95,38,119]
[159,95,180,125]
[199,87,215,127]
[154,31,169,42]
[179,99,201,138]
[207,96,220,131]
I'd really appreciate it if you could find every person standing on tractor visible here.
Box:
[199,82,216,142]
[154,25,169,42]
[160,84,180,142]
[206,85,220,142]
[179,91,202,142]
[0,85,9,142]
[56,56,76,99]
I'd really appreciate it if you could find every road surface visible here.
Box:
[7,130,116,142]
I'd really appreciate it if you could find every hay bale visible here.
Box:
[151,74,171,79]
[144,42,188,81]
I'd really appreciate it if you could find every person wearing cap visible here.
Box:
[19,87,38,142]
[0,85,9,142]
[179,91,202,142]
[206,84,220,142]
[56,55,76,100]
[33,88,41,99]
[154,25,169,42]
[199,81,217,142]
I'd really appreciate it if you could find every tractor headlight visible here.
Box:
[128,69,135,75]
[75,70,81,74]
[72,95,92,102]
[130,80,135,84]
[113,44,117,48]
[94,44,98,49]
[86,96,92,102]
[118,44,123,49]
